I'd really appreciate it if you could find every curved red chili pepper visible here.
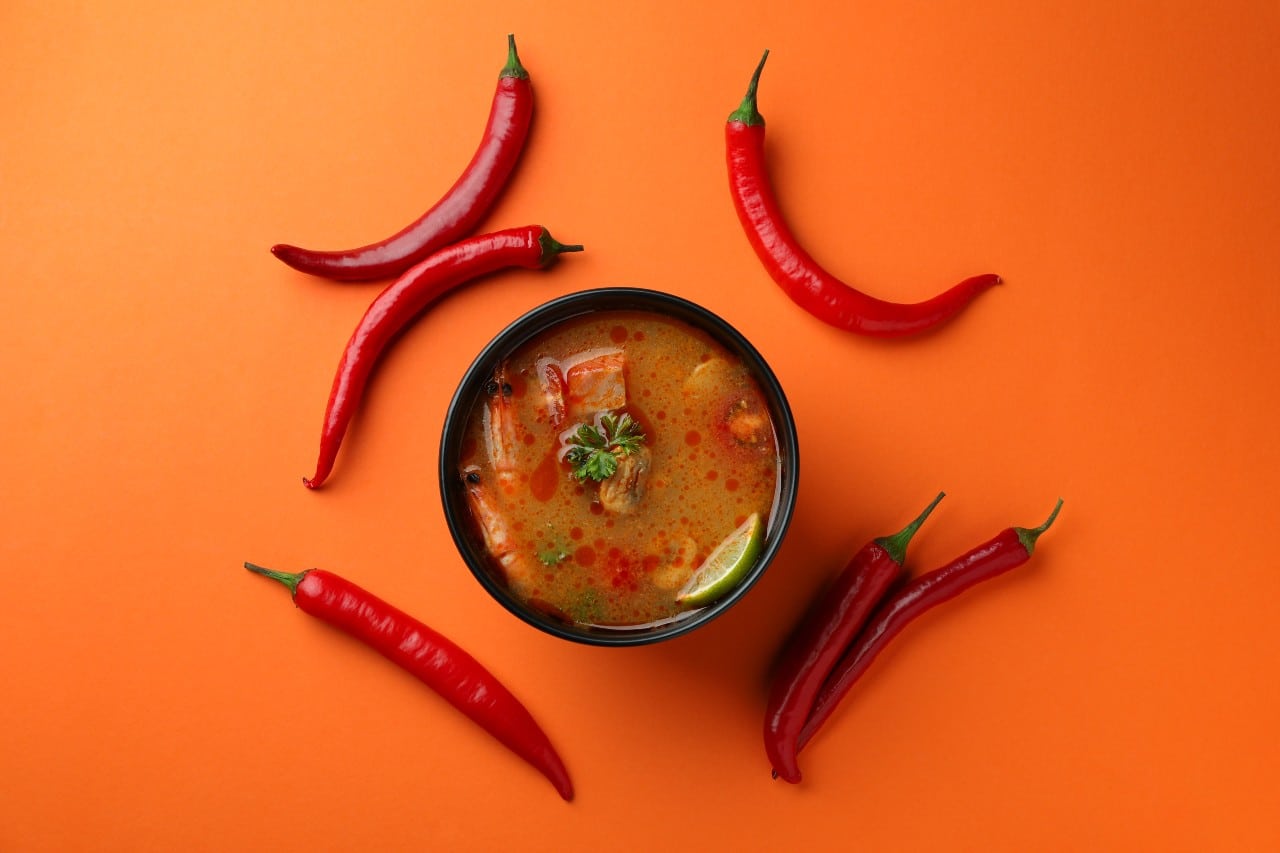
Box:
[725,50,1001,337]
[271,34,535,282]
[244,563,574,801]
[764,492,944,783]
[796,499,1064,756]
[303,225,582,489]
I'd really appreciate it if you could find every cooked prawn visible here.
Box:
[461,465,534,596]
[536,357,568,428]
[482,363,523,489]
[650,534,700,591]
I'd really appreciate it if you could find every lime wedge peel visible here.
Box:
[675,513,765,607]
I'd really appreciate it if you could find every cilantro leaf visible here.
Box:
[536,525,570,566]
[565,412,646,482]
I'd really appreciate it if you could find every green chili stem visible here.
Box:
[244,562,305,596]
[728,49,770,126]
[538,229,584,265]
[877,491,946,566]
[501,33,529,79]
[1016,499,1065,554]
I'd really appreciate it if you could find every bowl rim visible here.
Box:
[438,286,800,646]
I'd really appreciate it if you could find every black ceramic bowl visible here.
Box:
[439,287,799,646]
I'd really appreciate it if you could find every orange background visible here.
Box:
[3,1,1278,849]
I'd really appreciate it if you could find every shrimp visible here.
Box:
[536,356,568,429]
[723,398,772,448]
[650,535,700,591]
[481,363,523,490]
[461,465,534,596]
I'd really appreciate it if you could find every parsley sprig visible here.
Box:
[564,413,646,481]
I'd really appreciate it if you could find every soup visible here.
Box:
[455,309,781,628]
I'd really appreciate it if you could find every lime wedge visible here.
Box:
[675,513,765,607]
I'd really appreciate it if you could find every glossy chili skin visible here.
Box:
[303,225,582,489]
[725,51,1001,337]
[271,35,535,282]
[244,563,574,801]
[796,500,1063,755]
[765,493,944,783]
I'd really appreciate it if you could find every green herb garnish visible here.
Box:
[537,527,570,566]
[537,546,569,566]
[564,413,646,482]
[569,585,606,623]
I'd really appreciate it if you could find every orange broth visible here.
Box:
[458,309,780,628]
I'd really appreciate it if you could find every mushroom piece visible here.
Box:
[598,446,650,514]
[682,357,738,398]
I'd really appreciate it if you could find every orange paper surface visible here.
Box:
[3,1,1278,849]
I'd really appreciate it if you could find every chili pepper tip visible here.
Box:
[269,243,312,273]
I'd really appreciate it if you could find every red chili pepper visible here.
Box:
[796,499,1064,756]
[302,225,582,489]
[725,50,1001,337]
[764,492,944,784]
[271,34,535,282]
[244,562,574,801]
